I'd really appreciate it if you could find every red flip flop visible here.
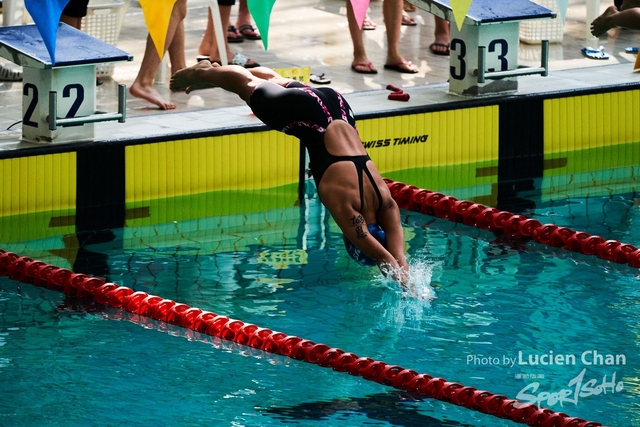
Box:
[351,62,378,74]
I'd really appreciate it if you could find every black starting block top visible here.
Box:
[0,23,132,69]
[409,0,556,25]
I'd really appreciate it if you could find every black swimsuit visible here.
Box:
[250,81,383,209]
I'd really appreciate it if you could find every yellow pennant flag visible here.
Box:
[138,0,178,58]
[450,0,473,32]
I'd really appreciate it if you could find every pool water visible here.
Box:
[1,182,639,426]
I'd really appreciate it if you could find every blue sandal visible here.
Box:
[581,46,609,60]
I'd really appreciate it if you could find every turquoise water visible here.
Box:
[1,185,639,426]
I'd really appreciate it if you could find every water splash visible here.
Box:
[376,258,438,301]
[369,259,440,334]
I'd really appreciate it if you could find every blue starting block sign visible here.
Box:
[0,23,133,143]
[407,0,555,96]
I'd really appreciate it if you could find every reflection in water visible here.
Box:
[263,391,472,426]
[72,230,118,279]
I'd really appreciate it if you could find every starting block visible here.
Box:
[0,23,132,143]
[407,0,555,96]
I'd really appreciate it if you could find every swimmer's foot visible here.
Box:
[129,80,176,110]
[170,60,218,93]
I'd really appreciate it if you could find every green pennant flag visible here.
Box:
[247,0,277,50]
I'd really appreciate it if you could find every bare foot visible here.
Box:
[170,60,218,93]
[591,6,619,37]
[130,80,176,110]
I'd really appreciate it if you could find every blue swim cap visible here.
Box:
[344,223,387,266]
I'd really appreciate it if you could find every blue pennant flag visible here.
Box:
[24,0,72,64]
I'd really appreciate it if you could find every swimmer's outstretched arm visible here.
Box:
[327,199,410,287]
[246,67,294,87]
[376,203,410,285]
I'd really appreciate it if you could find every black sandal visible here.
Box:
[238,24,261,41]
[227,26,244,43]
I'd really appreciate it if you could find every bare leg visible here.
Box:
[346,0,375,72]
[201,7,235,63]
[198,9,214,56]
[430,16,450,54]
[130,0,187,109]
[170,61,259,103]
[383,0,416,71]
[168,19,186,74]
[60,15,82,30]
[200,6,258,66]
[236,0,252,28]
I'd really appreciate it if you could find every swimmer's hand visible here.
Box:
[379,262,410,289]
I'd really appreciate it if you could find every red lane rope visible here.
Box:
[0,249,605,427]
[383,179,640,268]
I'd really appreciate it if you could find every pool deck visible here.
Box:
[0,0,639,152]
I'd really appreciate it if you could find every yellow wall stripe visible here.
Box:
[125,132,300,203]
[544,90,640,154]
[0,153,76,216]
[358,107,499,173]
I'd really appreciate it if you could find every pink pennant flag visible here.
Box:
[349,0,370,30]
[24,0,72,64]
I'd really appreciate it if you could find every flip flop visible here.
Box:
[351,62,378,74]
[363,16,376,31]
[581,46,609,60]
[227,25,244,43]
[238,24,261,41]
[402,11,417,26]
[429,42,450,56]
[229,52,260,68]
[0,63,22,82]
[310,73,331,84]
[384,61,418,74]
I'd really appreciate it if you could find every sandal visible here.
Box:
[429,42,450,56]
[238,24,261,40]
[0,63,22,81]
[351,61,378,74]
[581,46,609,60]
[310,73,331,84]
[384,61,418,74]
[227,25,244,43]
[402,11,417,26]
[229,52,260,68]
[363,15,376,31]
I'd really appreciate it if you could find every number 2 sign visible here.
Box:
[21,65,97,143]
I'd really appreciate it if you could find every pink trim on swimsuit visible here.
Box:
[282,87,354,134]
